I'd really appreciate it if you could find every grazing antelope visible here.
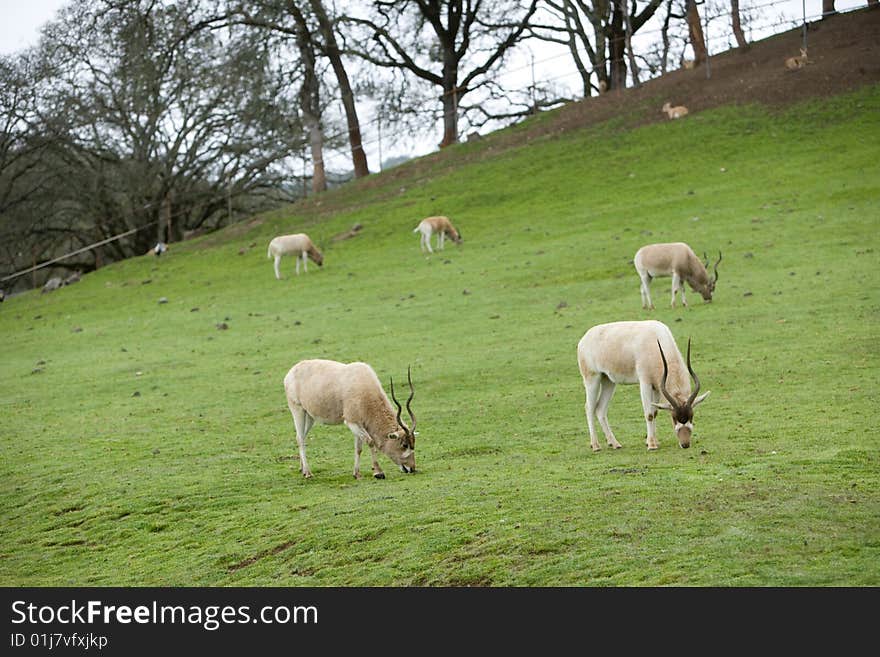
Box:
[785,48,809,70]
[267,233,323,280]
[634,243,721,309]
[414,216,462,254]
[283,359,417,479]
[662,102,689,119]
[577,320,711,451]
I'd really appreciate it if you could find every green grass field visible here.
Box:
[2,86,879,586]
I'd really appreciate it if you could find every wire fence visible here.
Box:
[2,0,868,290]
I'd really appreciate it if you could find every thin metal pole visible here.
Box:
[452,87,458,142]
[802,0,807,51]
[530,51,537,112]
[226,177,232,224]
[301,148,307,199]
[377,117,383,171]
[704,2,711,79]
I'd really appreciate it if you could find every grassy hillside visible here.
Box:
[1,86,878,586]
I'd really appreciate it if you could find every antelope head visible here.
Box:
[700,251,722,301]
[653,339,711,448]
[389,367,417,472]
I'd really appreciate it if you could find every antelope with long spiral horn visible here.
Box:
[577,320,711,451]
[283,360,417,478]
[634,242,721,309]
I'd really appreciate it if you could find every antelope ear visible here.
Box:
[386,431,399,441]
[692,391,711,407]
[652,401,674,411]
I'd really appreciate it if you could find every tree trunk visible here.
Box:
[562,0,592,96]
[822,0,837,16]
[660,0,673,74]
[686,0,708,66]
[621,0,640,87]
[608,5,627,90]
[593,17,610,92]
[439,59,459,148]
[305,114,326,193]
[157,193,171,244]
[731,0,749,50]
[291,4,326,192]
[308,0,369,178]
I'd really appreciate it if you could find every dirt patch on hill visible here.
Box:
[542,8,880,137]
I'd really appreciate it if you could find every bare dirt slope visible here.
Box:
[544,7,880,136]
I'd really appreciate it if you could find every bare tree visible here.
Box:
[529,0,664,93]
[0,54,56,216]
[343,1,539,147]
[1,0,306,287]
[229,1,371,182]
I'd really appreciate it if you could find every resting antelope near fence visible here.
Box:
[785,48,809,70]
[634,242,721,309]
[283,359,417,479]
[662,102,689,119]
[577,320,711,451]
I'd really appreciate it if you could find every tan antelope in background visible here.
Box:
[283,360,417,479]
[662,102,689,119]
[577,320,711,451]
[785,48,809,70]
[268,233,323,279]
[414,216,462,253]
[634,242,721,309]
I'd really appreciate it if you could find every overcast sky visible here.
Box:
[1,0,867,56]
[0,0,67,55]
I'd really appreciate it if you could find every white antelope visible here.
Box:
[577,320,710,451]
[267,233,323,280]
[634,242,721,309]
[283,359,417,479]
[414,216,462,254]
[662,102,689,119]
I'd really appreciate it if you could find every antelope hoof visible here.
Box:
[609,442,622,449]
[591,444,601,453]
[373,472,386,479]
[302,470,313,478]
[354,472,362,480]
